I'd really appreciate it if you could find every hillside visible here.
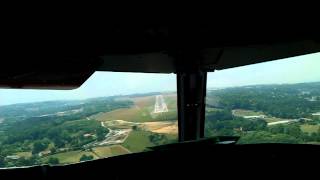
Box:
[0,93,178,167]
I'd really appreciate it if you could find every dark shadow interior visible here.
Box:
[0,22,319,178]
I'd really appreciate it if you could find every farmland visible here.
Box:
[0,93,178,167]
[300,124,320,133]
[41,150,99,164]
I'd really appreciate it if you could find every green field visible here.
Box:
[42,150,98,164]
[122,129,177,153]
[163,133,178,142]
[93,96,154,122]
[206,107,223,113]
[122,130,155,152]
[15,151,32,158]
[92,145,130,158]
[92,146,112,157]
[264,117,293,123]
[233,109,265,117]
[110,145,131,156]
[300,124,320,133]
[95,95,177,123]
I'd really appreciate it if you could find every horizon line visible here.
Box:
[1,81,319,107]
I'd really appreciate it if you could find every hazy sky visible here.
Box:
[207,52,320,88]
[0,52,319,105]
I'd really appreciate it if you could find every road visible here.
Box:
[83,122,131,148]
[267,119,300,126]
[154,95,168,113]
[98,122,131,146]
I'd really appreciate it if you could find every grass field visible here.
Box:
[132,96,155,108]
[122,129,178,153]
[110,145,131,156]
[265,117,292,123]
[95,94,177,123]
[232,109,265,117]
[95,107,156,122]
[42,150,98,164]
[15,151,32,158]
[206,107,223,113]
[162,133,178,142]
[300,124,320,133]
[92,145,130,158]
[143,121,178,134]
[92,146,112,157]
[122,130,155,152]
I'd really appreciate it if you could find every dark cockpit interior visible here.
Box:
[0,21,319,178]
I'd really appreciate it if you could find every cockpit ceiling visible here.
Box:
[0,25,319,89]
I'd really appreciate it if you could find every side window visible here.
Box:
[205,53,320,144]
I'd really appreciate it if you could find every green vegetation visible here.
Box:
[123,129,177,153]
[92,146,112,157]
[149,134,169,146]
[206,109,320,144]
[32,140,49,155]
[0,97,132,167]
[107,95,157,122]
[264,117,290,123]
[207,82,320,119]
[1,82,319,168]
[91,145,129,158]
[0,93,179,168]
[15,152,32,158]
[238,131,301,144]
[232,109,265,117]
[95,95,177,122]
[205,82,320,144]
[122,130,155,152]
[42,150,98,165]
[301,124,320,134]
[0,156,5,167]
[80,154,94,162]
[206,107,223,113]
[48,157,59,165]
[110,145,131,156]
[0,98,133,125]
